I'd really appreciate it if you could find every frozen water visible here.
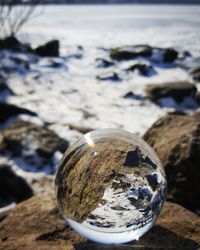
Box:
[55,129,167,244]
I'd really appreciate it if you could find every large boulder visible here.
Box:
[0,120,69,173]
[0,164,33,208]
[145,82,197,103]
[0,102,37,123]
[143,111,200,212]
[0,191,199,249]
[34,40,60,57]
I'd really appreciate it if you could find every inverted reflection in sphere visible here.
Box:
[55,129,167,244]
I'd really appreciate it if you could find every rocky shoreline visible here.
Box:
[0,35,200,248]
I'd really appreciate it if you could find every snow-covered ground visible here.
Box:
[1,5,200,174]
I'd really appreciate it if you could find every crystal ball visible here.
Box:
[55,129,167,244]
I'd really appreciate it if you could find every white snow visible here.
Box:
[1,5,200,174]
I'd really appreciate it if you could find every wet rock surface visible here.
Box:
[0,191,199,250]
[143,111,200,212]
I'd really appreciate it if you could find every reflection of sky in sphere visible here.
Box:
[56,129,167,244]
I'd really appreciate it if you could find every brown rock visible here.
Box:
[0,191,85,250]
[143,111,200,212]
[28,175,55,195]
[0,191,199,250]
[0,120,68,173]
[145,82,197,103]
[139,202,200,249]
[2,121,67,157]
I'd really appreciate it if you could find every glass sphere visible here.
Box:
[55,129,167,244]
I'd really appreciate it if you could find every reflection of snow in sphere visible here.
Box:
[55,129,167,244]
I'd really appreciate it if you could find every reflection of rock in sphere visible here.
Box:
[55,129,167,244]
